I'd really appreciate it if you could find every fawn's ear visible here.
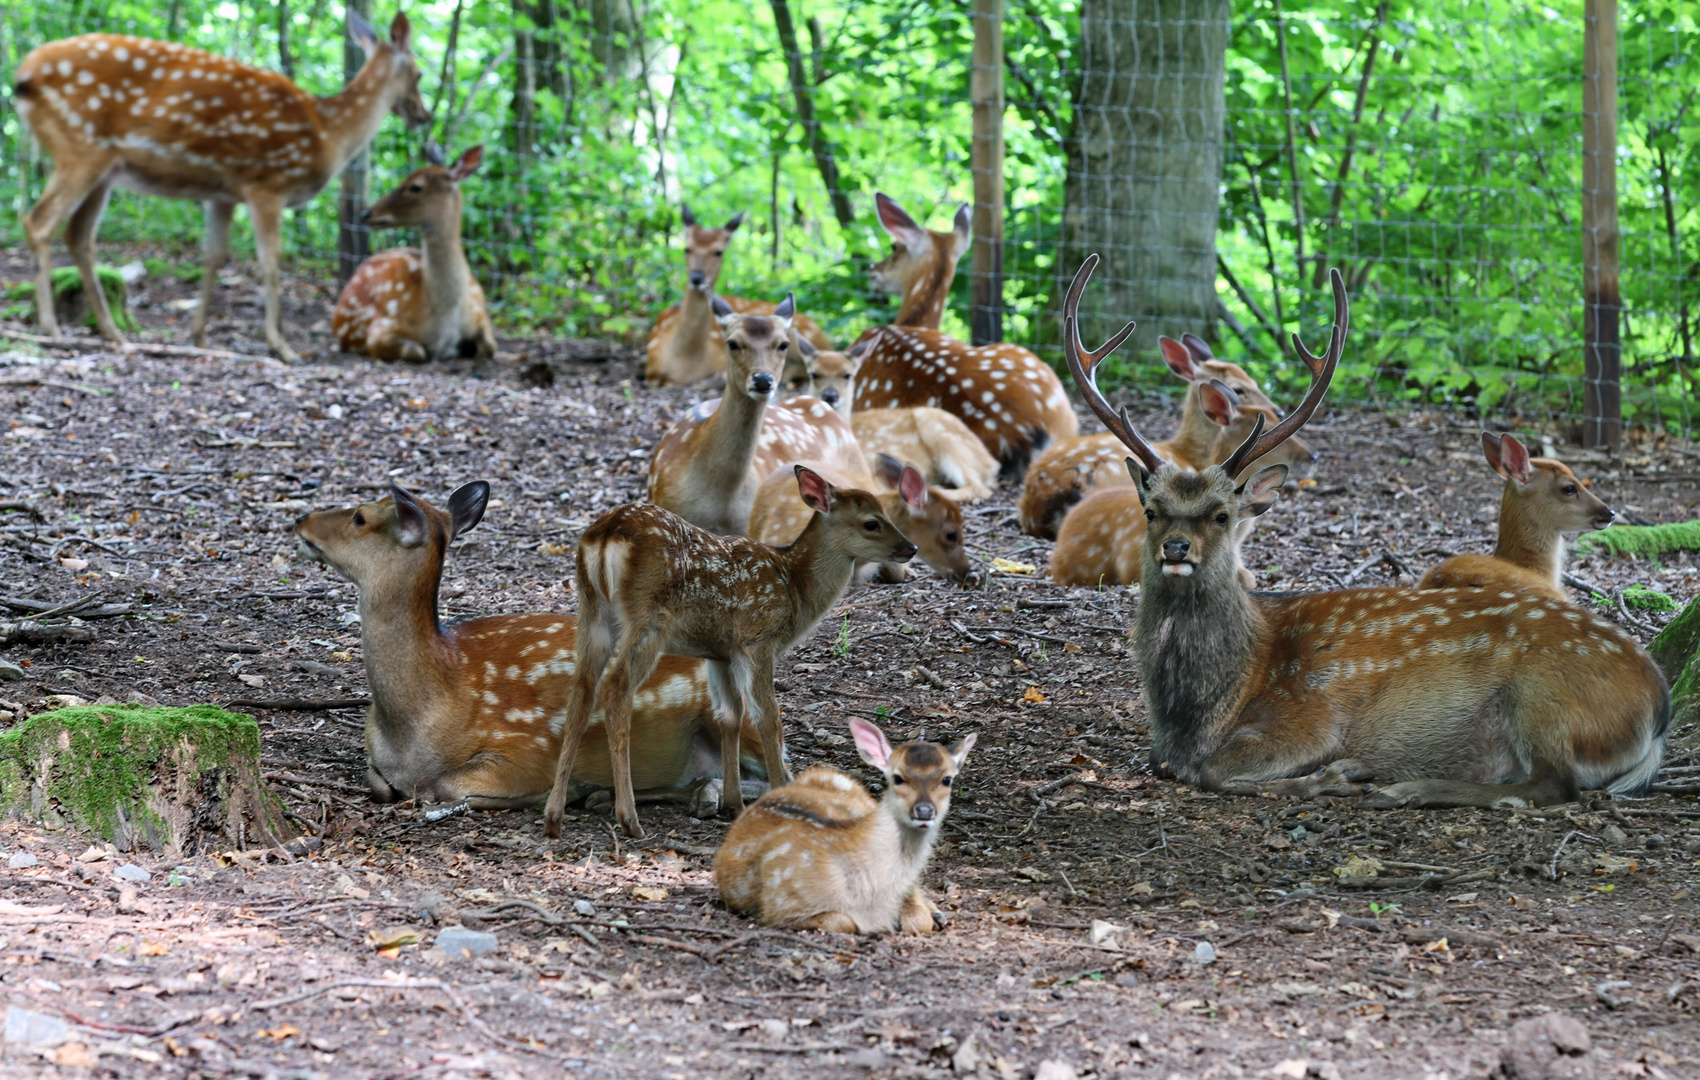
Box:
[948,733,977,768]
[874,453,905,491]
[850,718,893,771]
[795,465,833,514]
[1159,336,1204,381]
[1181,332,1214,362]
[711,295,734,319]
[773,292,796,324]
[875,192,926,249]
[1198,379,1240,428]
[724,211,745,233]
[446,482,489,540]
[797,336,818,361]
[449,145,484,182]
[1498,433,1534,486]
[348,9,381,53]
[1237,465,1289,518]
[423,142,445,167]
[950,202,972,261]
[389,483,431,547]
[1481,431,1506,477]
[1127,456,1153,491]
[898,463,929,512]
[847,338,872,360]
[388,10,413,51]
[680,202,696,227]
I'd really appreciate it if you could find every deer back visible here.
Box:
[852,407,998,503]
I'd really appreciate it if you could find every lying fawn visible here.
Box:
[544,467,918,838]
[293,482,768,811]
[1065,255,1667,808]
[645,204,833,387]
[749,454,972,584]
[331,144,495,363]
[648,295,866,536]
[715,718,975,935]
[1419,432,1614,600]
[16,12,430,360]
[849,192,1077,475]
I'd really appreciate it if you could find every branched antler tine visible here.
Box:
[1062,255,1163,474]
[1220,267,1348,480]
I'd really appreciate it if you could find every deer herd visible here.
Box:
[19,12,1672,938]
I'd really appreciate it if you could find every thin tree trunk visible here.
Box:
[1582,0,1620,449]
[510,0,538,158]
[771,0,855,229]
[277,0,295,79]
[1312,2,1387,289]
[336,0,374,284]
[1655,140,1692,362]
[430,0,465,145]
[969,0,1005,345]
[1273,0,1306,289]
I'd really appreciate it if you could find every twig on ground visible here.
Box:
[250,977,565,1060]
[231,697,371,711]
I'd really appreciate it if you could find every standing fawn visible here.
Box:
[849,192,1077,475]
[15,12,430,360]
[645,205,833,387]
[332,144,495,363]
[1064,255,1667,808]
[648,295,866,536]
[1418,432,1614,600]
[749,454,973,584]
[716,718,975,935]
[544,467,918,838]
[293,481,769,812]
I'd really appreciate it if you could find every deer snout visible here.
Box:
[1160,537,1195,577]
[892,539,918,563]
[688,270,707,290]
[749,372,774,396]
[911,802,936,823]
[1594,506,1617,529]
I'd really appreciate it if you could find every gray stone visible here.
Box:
[0,658,24,682]
[572,899,597,917]
[1193,941,1216,964]
[3,1007,68,1047]
[846,1047,885,1069]
[1034,1063,1079,1080]
[435,927,499,958]
[7,853,37,869]
[1500,1014,1594,1080]
[113,863,151,883]
[414,891,448,922]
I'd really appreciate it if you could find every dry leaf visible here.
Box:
[138,941,169,956]
[1022,686,1046,703]
[990,557,1036,574]
[257,1024,300,1040]
[367,926,420,955]
[58,557,89,571]
[631,886,668,902]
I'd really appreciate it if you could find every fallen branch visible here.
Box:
[229,697,370,711]
[0,619,97,646]
[18,990,201,1038]
[0,325,273,363]
[0,502,45,521]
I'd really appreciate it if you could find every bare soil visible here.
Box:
[0,252,1696,1080]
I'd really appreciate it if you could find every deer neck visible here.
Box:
[675,287,716,344]
[356,561,455,737]
[418,209,470,320]
[776,512,860,638]
[1493,484,1563,583]
[314,52,398,174]
[1164,387,1220,467]
[893,253,954,328]
[694,388,768,494]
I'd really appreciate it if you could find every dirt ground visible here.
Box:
[0,251,1697,1080]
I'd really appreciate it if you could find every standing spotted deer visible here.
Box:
[14,12,431,360]
[715,719,975,935]
[543,467,917,838]
[1064,255,1667,808]
[332,144,495,363]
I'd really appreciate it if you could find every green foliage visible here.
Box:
[1574,521,1700,557]
[1620,584,1678,611]
[2,266,137,331]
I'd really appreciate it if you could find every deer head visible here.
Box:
[1482,432,1615,533]
[363,144,482,230]
[714,293,793,400]
[796,465,918,567]
[868,192,971,299]
[680,204,746,293]
[348,10,431,128]
[850,718,975,831]
[295,481,488,592]
[872,454,969,582]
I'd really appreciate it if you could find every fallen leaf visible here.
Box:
[990,557,1036,574]
[257,1024,300,1041]
[1333,855,1384,880]
[54,1043,93,1067]
[237,673,266,689]
[631,886,668,902]
[1022,686,1046,704]
[367,926,420,956]
[138,941,169,957]
[1271,1060,1309,1078]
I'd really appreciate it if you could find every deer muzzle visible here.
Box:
[1593,507,1617,530]
[749,373,774,396]
[1160,537,1194,577]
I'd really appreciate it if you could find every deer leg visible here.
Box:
[543,616,614,837]
[795,911,860,934]
[23,158,113,338]
[1364,760,1579,810]
[747,650,791,791]
[707,658,751,817]
[602,630,668,838]
[246,194,298,362]
[898,890,942,935]
[190,200,235,347]
[63,174,121,342]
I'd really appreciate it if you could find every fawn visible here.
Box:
[715,718,975,935]
[1419,432,1614,600]
[543,467,918,838]
[331,144,495,363]
[648,295,867,536]
[645,204,833,387]
[749,453,972,584]
[292,482,769,812]
[16,12,430,360]
[1064,255,1667,808]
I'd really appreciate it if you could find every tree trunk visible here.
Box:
[1056,0,1229,355]
[1582,0,1621,450]
[511,0,539,158]
[1650,595,1699,739]
[969,0,1005,346]
[771,0,855,230]
[336,0,374,284]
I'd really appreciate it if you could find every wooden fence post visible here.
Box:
[1582,0,1620,450]
[970,0,1005,345]
[337,0,374,284]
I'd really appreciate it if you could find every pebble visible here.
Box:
[435,927,499,958]
[1194,941,1216,964]
[113,863,151,883]
[573,899,597,917]
[1035,1063,1079,1080]
[7,853,37,869]
[0,658,24,682]
[414,891,448,922]
[3,1007,68,1047]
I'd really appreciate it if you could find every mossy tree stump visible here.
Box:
[1651,597,1700,744]
[0,705,295,857]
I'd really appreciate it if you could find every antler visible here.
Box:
[1062,255,1164,475]
[1218,267,1348,480]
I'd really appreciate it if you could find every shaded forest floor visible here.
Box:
[0,253,1697,1079]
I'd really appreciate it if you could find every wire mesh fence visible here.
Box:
[1,0,1694,441]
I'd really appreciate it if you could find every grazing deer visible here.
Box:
[645,205,833,387]
[1019,335,1301,539]
[15,12,431,360]
[1419,433,1615,600]
[1064,256,1667,808]
[544,467,918,838]
[849,192,1077,475]
[331,144,495,363]
[749,454,972,584]
[1049,380,1313,588]
[293,481,769,812]
[648,296,867,536]
[715,718,974,935]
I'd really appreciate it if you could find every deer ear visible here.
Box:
[1237,465,1289,518]
[711,294,733,319]
[874,453,905,491]
[1159,336,1204,381]
[1198,379,1240,427]
[390,483,431,547]
[847,338,872,360]
[948,733,977,768]
[680,202,696,227]
[1499,433,1534,485]
[724,211,745,233]
[348,9,380,53]
[796,336,818,360]
[1127,456,1153,490]
[423,142,445,167]
[1480,431,1505,476]
[1181,332,1215,361]
[449,145,484,181]
[875,192,925,248]
[388,10,412,51]
[795,465,833,514]
[773,292,795,323]
[898,463,929,512]
[950,202,972,260]
[446,481,489,540]
[849,718,893,771]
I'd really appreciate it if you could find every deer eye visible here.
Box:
[1215,512,1230,525]
[353,512,366,527]
[862,519,880,533]
[409,183,423,193]
[940,775,953,788]
[727,341,741,351]
[1144,508,1156,523]
[777,341,789,351]
[1562,484,1577,496]
[945,531,959,543]
[892,774,906,786]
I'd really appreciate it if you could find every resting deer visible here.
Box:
[849,192,1077,475]
[749,453,972,584]
[15,12,431,360]
[1418,432,1614,601]
[1020,335,1303,540]
[647,295,867,536]
[332,144,495,363]
[543,467,918,838]
[716,718,974,935]
[645,205,833,387]
[293,481,769,812]
[1064,255,1668,808]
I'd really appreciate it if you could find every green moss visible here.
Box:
[1,266,137,333]
[1620,585,1678,611]
[1652,597,1700,739]
[1575,521,1700,558]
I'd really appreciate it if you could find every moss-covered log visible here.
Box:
[1,266,137,333]
[0,705,295,857]
[1650,596,1700,742]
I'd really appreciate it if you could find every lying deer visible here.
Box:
[1064,255,1668,808]
[648,295,866,536]
[332,144,494,363]
[543,467,918,838]
[716,718,974,935]
[645,205,833,387]
[1418,432,1614,600]
[16,12,431,360]
[293,481,769,812]
[849,192,1077,475]
[749,453,972,584]
[1019,335,1299,540]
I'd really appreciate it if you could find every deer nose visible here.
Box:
[1162,538,1191,563]
[820,388,838,405]
[749,372,774,395]
[912,802,935,822]
[688,270,706,289]
[359,208,372,223]
[1597,507,1617,526]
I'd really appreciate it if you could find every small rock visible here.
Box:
[3,1007,68,1047]
[1034,1062,1078,1080]
[0,658,24,682]
[757,1018,789,1041]
[1601,824,1628,848]
[435,927,499,959]
[294,660,340,677]
[282,836,322,858]
[572,899,597,917]
[1089,919,1127,947]
[846,1047,885,1069]
[1115,972,1140,989]
[1643,834,1665,851]
[1499,1013,1594,1080]
[8,853,38,869]
[1193,941,1216,964]
[952,1034,983,1072]
[113,863,151,884]
[414,891,448,922]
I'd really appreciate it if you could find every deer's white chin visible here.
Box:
[1162,562,1195,577]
